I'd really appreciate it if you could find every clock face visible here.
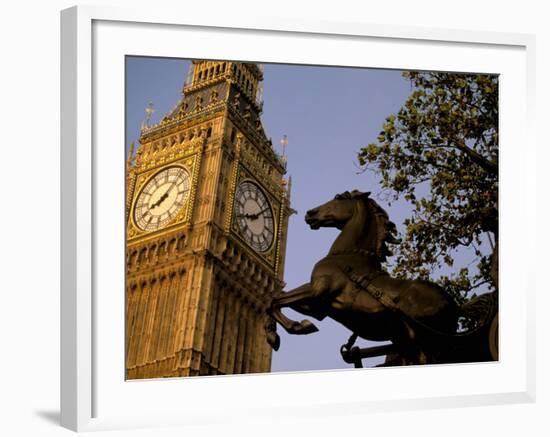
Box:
[134,166,191,232]
[234,181,275,252]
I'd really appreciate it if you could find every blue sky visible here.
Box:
[126,57,440,372]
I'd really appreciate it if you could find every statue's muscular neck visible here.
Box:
[328,201,376,256]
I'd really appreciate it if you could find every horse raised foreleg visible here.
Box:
[273,276,332,306]
[270,283,320,335]
[273,283,314,306]
[268,306,318,335]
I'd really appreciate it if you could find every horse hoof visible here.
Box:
[267,331,280,351]
[295,319,319,334]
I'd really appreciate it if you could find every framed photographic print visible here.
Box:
[61,5,535,432]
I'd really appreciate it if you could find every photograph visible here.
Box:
[125,58,499,379]
[1,0,545,434]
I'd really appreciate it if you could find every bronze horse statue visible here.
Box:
[267,190,497,366]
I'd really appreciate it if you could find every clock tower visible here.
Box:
[125,61,291,379]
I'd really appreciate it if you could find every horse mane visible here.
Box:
[334,190,400,261]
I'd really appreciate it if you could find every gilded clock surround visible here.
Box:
[230,172,281,268]
[233,179,276,253]
[127,149,202,241]
[125,60,292,379]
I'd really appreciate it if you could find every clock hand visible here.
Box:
[149,179,181,209]
[155,181,179,206]
[248,208,270,220]
[165,181,178,194]
[236,212,256,219]
[149,191,169,209]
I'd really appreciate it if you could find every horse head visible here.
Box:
[305,190,400,260]
[305,190,370,230]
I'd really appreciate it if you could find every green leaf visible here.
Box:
[357,71,498,297]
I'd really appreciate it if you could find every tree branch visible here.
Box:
[453,140,498,175]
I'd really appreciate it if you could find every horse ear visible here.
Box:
[348,190,370,199]
[336,191,351,200]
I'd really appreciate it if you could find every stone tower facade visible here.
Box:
[125,61,291,379]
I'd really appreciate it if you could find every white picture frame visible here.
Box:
[60,5,536,432]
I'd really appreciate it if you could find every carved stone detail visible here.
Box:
[126,61,288,379]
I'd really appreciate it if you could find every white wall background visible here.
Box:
[0,1,547,436]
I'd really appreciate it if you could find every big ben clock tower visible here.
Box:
[125,61,291,379]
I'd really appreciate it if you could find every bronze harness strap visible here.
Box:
[343,265,488,338]
[344,266,400,313]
